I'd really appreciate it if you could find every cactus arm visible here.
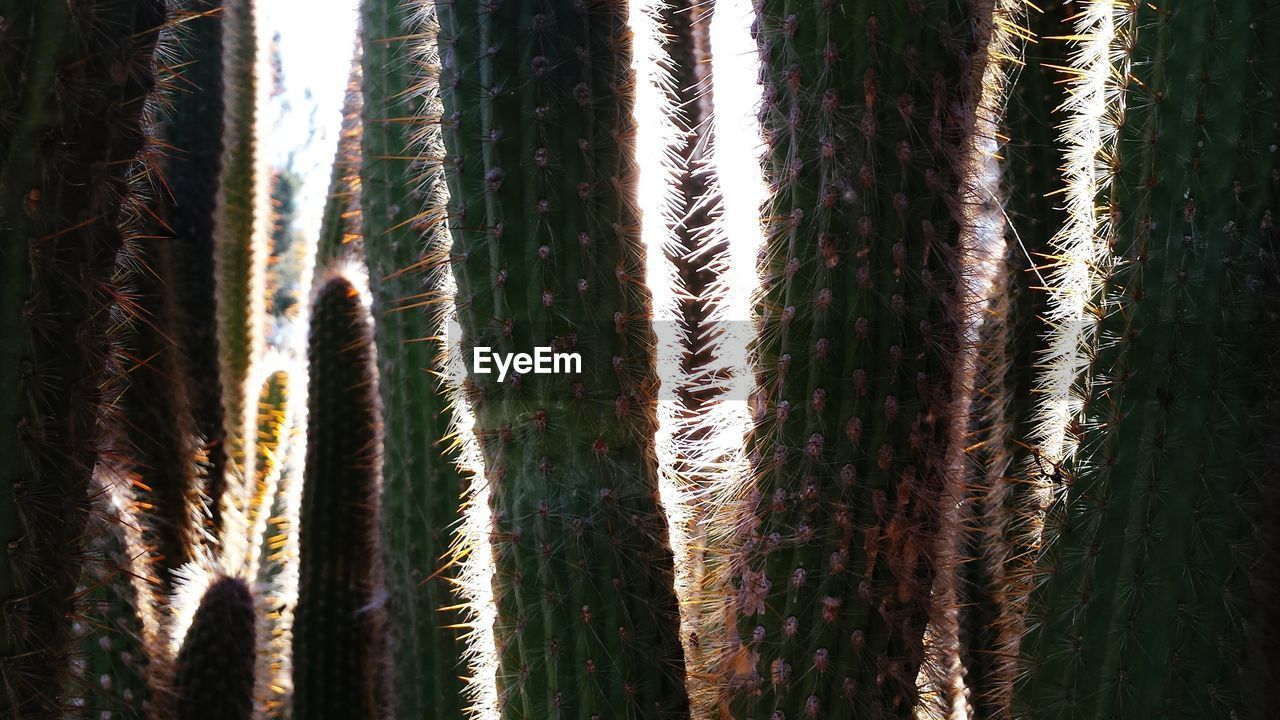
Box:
[162,0,230,523]
[315,48,363,269]
[705,1,998,717]
[434,1,690,717]
[214,0,266,536]
[291,275,382,719]
[1018,1,1280,717]
[0,2,167,714]
[244,369,290,579]
[359,2,468,716]
[70,501,156,718]
[175,577,257,720]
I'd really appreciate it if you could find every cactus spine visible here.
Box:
[0,2,168,714]
[291,275,382,719]
[176,576,257,720]
[434,1,689,716]
[1012,2,1280,717]
[360,2,467,716]
[704,1,1000,717]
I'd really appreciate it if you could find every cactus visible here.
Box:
[958,3,1074,716]
[245,368,290,579]
[0,2,169,715]
[175,576,257,720]
[1009,1,1280,718]
[291,274,382,719]
[700,1,1005,717]
[69,495,158,719]
[162,0,231,516]
[315,49,364,269]
[432,1,689,717]
[360,2,468,717]
[214,0,268,540]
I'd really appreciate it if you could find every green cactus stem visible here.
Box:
[175,576,256,720]
[706,1,1000,717]
[434,1,689,717]
[291,275,382,719]
[0,2,168,715]
[214,0,266,530]
[360,2,467,716]
[1015,1,1280,717]
[69,499,156,719]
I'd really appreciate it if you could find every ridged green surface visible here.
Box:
[0,2,167,715]
[292,276,380,719]
[162,0,229,520]
[176,577,256,720]
[360,2,466,716]
[720,1,986,717]
[435,2,688,717]
[70,505,153,718]
[1017,2,1280,717]
[215,0,263,494]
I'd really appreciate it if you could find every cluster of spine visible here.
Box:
[175,577,257,720]
[361,2,468,717]
[434,2,689,718]
[0,1,169,715]
[703,1,994,717]
[1015,2,1280,718]
[291,275,382,718]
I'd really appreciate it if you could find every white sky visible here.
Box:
[260,0,360,244]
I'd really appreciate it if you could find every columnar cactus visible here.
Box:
[291,275,382,719]
[215,0,268,536]
[0,2,168,714]
[70,499,156,719]
[1013,2,1280,718]
[703,1,999,717]
[245,368,291,578]
[960,3,1073,716]
[315,50,364,269]
[360,2,467,716]
[175,576,257,720]
[433,1,689,717]
[161,0,230,528]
